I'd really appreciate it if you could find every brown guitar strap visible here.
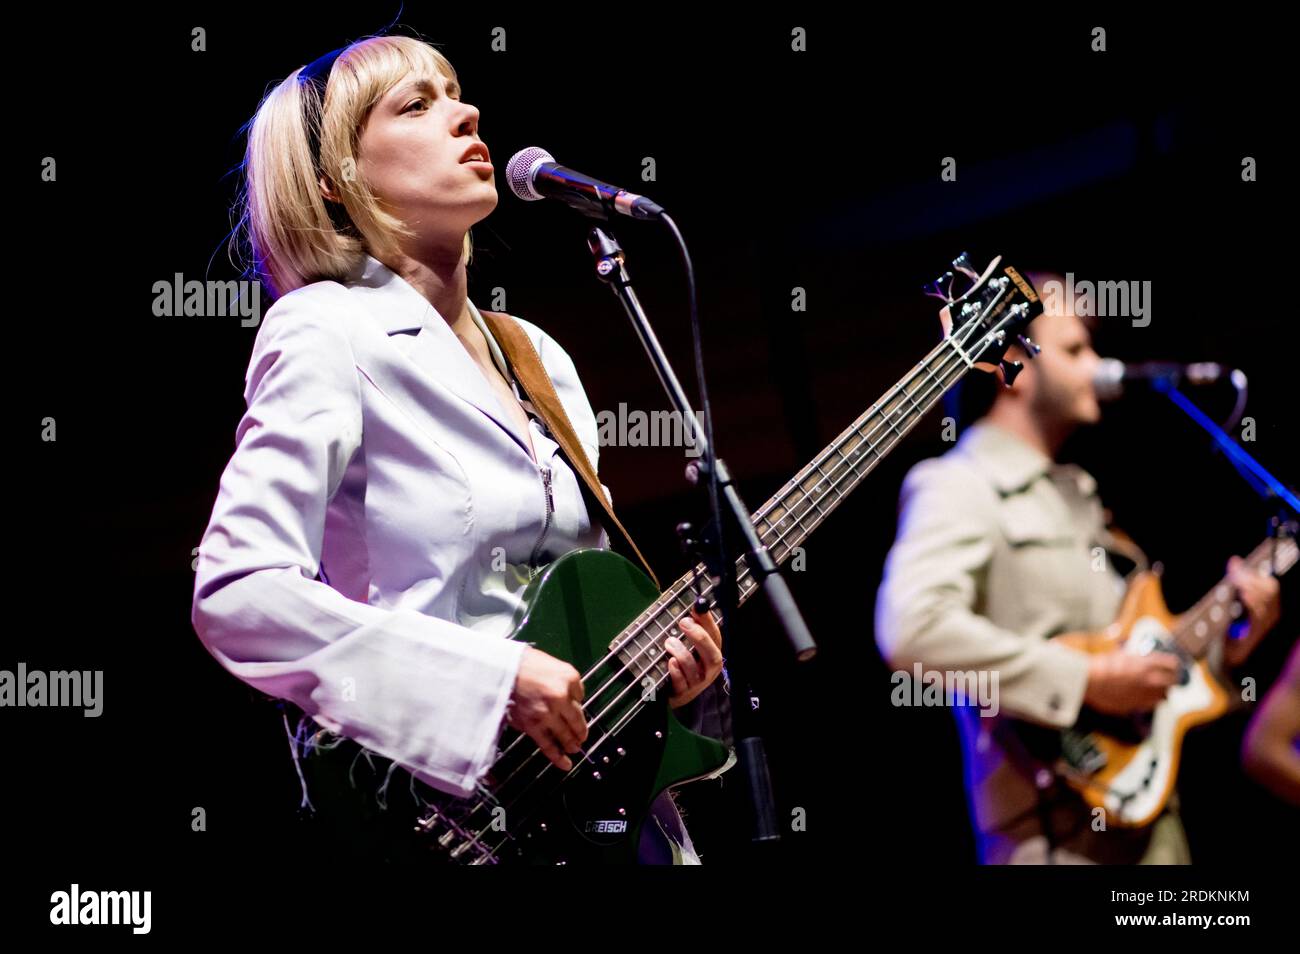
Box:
[480,310,660,590]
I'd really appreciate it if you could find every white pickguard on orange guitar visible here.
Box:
[1044,529,1296,827]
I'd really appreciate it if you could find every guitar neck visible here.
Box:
[613,334,975,658]
[1175,533,1299,657]
[733,336,972,601]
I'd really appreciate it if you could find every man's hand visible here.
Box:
[665,605,725,708]
[1084,650,1181,715]
[1223,555,1282,668]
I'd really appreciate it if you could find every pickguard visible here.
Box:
[1095,615,1216,823]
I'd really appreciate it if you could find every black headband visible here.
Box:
[299,46,345,174]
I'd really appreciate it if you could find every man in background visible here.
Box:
[874,273,1281,863]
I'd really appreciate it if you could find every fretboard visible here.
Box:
[609,334,976,677]
[1174,533,1298,658]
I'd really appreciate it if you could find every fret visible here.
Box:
[773,502,805,548]
[874,402,912,453]
[918,359,945,401]
[812,460,844,503]
[798,465,825,497]
[769,490,810,544]
[878,400,908,442]
[826,442,856,484]
[838,428,864,460]
[771,511,805,563]
[764,509,795,545]
[770,485,822,557]
[851,426,883,465]
[849,435,883,478]
[898,375,928,421]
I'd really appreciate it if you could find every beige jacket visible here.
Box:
[875,421,1175,861]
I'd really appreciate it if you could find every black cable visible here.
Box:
[660,211,730,731]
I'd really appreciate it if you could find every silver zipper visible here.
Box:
[527,462,555,575]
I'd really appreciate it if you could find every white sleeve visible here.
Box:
[191,291,527,799]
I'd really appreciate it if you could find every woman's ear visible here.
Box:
[318,173,342,204]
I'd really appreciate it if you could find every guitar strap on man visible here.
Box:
[481,310,660,591]
[992,718,1069,863]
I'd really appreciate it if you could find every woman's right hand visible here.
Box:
[506,647,589,772]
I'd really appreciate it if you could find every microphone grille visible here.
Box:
[1094,357,1125,401]
[505,146,555,202]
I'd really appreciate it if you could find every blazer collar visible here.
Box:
[957,421,1054,495]
[957,421,1098,498]
[345,253,533,461]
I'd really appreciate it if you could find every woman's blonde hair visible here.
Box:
[232,33,473,300]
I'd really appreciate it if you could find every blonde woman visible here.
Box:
[191,33,725,864]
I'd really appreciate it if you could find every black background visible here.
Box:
[8,3,1297,932]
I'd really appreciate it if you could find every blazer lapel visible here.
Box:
[348,255,534,461]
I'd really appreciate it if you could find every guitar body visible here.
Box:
[1051,571,1230,828]
[298,548,734,864]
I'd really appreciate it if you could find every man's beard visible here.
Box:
[1031,374,1089,433]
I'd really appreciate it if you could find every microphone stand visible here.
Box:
[584,224,817,856]
[1155,379,1299,517]
[1155,379,1299,576]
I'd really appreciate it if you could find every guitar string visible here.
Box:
[436,289,1019,858]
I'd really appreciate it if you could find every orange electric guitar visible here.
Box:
[1028,526,1296,827]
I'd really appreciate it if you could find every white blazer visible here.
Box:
[191,253,613,800]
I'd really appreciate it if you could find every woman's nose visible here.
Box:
[455,103,481,136]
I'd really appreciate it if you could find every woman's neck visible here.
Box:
[387,237,472,333]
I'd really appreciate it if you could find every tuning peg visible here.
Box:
[675,521,698,554]
[1017,335,1042,358]
[923,271,955,303]
[998,359,1024,387]
[952,251,981,282]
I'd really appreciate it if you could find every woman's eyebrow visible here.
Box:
[389,76,460,102]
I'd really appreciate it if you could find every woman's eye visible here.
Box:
[402,98,428,113]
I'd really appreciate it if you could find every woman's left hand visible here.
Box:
[665,605,725,708]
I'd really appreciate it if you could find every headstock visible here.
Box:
[925,252,1044,386]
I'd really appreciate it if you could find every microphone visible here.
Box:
[505,147,665,220]
[1094,359,1235,401]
